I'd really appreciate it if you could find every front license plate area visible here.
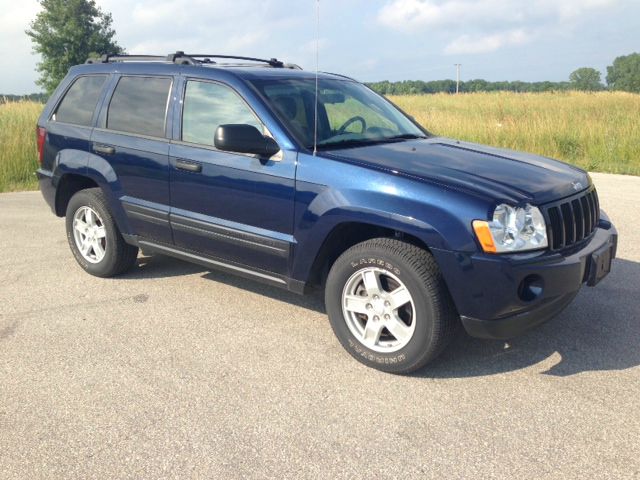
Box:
[586,242,614,286]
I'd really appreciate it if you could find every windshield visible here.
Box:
[249,78,428,150]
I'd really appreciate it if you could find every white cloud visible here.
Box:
[444,29,533,55]
[377,0,618,54]
[103,0,305,57]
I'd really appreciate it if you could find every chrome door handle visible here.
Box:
[93,143,115,155]
[175,159,203,173]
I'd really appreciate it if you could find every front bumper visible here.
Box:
[432,217,617,340]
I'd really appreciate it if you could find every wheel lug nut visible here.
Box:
[384,314,390,320]
[384,301,391,307]
[373,295,379,300]
[373,316,379,321]
[366,303,373,310]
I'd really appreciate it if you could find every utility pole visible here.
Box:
[454,64,461,94]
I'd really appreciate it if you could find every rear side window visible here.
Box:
[53,75,107,126]
[107,76,172,137]
[182,80,263,146]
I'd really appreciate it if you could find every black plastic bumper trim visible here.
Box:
[460,291,578,339]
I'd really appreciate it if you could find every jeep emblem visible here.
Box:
[571,181,583,191]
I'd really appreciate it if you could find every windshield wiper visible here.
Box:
[312,134,428,151]
[381,134,428,140]
[313,138,389,150]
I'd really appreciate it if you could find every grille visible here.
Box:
[543,187,600,251]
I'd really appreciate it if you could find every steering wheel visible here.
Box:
[337,116,367,135]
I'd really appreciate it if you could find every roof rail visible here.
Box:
[171,52,286,67]
[85,54,167,64]
[85,51,303,69]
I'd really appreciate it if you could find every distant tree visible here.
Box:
[606,53,640,93]
[26,0,124,94]
[569,67,603,91]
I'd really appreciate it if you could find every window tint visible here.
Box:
[53,75,107,126]
[107,76,172,137]
[182,81,262,146]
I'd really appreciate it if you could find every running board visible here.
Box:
[138,240,288,289]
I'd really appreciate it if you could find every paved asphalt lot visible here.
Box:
[1,172,638,479]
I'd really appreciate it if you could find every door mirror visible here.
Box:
[214,124,280,158]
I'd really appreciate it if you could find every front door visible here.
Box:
[169,79,296,275]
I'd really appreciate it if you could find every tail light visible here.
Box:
[36,126,46,166]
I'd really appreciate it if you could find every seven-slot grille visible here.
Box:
[543,187,600,251]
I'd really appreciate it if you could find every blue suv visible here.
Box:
[36,52,618,373]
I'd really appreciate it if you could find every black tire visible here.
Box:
[325,238,458,374]
[65,188,138,277]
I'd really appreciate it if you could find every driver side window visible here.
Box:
[182,80,263,146]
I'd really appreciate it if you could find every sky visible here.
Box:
[1,0,639,94]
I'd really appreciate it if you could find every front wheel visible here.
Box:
[325,238,458,373]
[65,188,138,277]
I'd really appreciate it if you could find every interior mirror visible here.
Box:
[319,91,346,104]
[214,124,280,158]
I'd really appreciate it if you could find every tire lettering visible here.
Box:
[347,339,406,364]
[350,257,401,276]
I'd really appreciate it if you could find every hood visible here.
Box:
[324,137,591,205]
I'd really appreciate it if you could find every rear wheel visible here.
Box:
[65,188,138,277]
[325,238,458,373]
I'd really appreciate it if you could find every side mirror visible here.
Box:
[214,124,280,158]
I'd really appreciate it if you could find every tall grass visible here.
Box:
[0,101,41,192]
[391,91,640,175]
[0,92,638,194]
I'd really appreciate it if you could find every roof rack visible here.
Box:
[86,51,302,69]
[172,52,286,67]
[85,54,167,64]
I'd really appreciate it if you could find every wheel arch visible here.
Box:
[303,220,434,290]
[54,173,99,216]
[53,153,132,235]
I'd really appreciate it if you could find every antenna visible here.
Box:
[313,0,320,156]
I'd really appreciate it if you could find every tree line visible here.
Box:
[1,93,48,104]
[367,55,640,95]
[366,79,572,95]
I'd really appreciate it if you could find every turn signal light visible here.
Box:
[472,220,497,253]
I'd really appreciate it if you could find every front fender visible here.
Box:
[291,153,489,282]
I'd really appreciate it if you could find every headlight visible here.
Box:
[472,203,548,253]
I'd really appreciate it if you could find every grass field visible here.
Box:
[0,101,42,192]
[0,91,638,192]
[392,91,640,175]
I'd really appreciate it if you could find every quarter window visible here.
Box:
[53,75,107,126]
[107,76,172,137]
[182,81,263,146]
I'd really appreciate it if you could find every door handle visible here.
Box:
[93,143,115,155]
[175,159,203,173]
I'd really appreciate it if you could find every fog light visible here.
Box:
[518,275,544,302]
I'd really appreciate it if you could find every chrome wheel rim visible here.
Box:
[341,267,416,353]
[72,206,107,264]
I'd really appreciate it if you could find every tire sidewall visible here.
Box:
[65,191,120,277]
[326,247,439,371]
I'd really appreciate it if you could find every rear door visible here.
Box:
[169,78,296,276]
[91,75,174,244]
